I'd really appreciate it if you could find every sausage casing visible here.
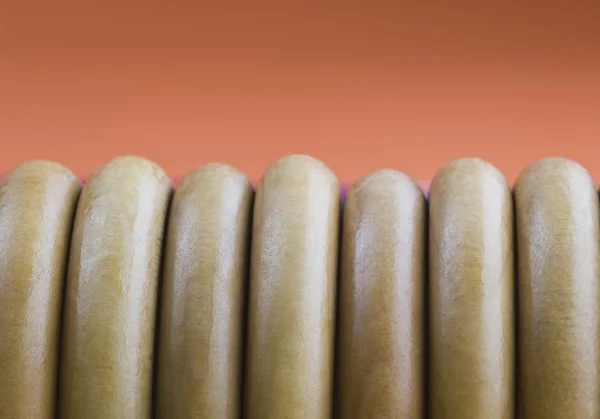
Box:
[515,157,600,418]
[0,161,81,418]
[245,155,340,418]
[337,169,426,418]
[58,156,172,418]
[156,163,253,418]
[429,158,514,418]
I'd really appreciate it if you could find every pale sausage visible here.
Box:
[58,156,172,418]
[337,169,426,418]
[155,163,253,418]
[429,158,514,418]
[0,160,81,418]
[245,154,340,418]
[515,157,600,418]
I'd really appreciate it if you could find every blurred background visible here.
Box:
[1,1,599,184]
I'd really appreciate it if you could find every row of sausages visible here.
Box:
[0,155,597,418]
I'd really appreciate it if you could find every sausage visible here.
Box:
[337,169,426,418]
[429,158,514,418]
[514,157,600,418]
[155,163,254,418]
[0,161,81,418]
[245,154,340,418]
[58,156,172,418]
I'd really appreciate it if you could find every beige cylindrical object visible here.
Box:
[515,157,600,418]
[245,155,340,418]
[0,161,81,418]
[429,158,514,418]
[155,163,254,418]
[58,156,172,419]
[337,169,426,418]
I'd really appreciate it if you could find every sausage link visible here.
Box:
[245,155,340,419]
[337,169,426,418]
[155,163,253,418]
[429,158,514,418]
[0,161,81,418]
[515,157,600,418]
[58,156,172,418]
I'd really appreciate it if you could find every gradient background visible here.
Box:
[2,2,599,184]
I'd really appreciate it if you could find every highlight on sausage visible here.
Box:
[0,161,81,418]
[155,163,254,419]
[428,158,514,418]
[337,169,426,418]
[244,155,340,418]
[58,156,172,419]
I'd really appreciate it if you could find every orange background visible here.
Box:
[1,2,599,184]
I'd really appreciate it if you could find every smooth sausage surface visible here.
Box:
[156,163,253,418]
[245,154,340,418]
[0,161,81,418]
[58,156,172,418]
[337,169,426,418]
[515,157,600,418]
[429,158,514,418]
